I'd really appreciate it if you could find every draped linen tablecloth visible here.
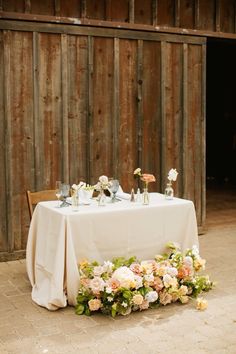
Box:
[26,193,199,310]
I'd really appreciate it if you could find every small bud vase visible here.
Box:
[165,182,174,200]
[98,189,106,206]
[143,187,149,205]
[72,192,79,211]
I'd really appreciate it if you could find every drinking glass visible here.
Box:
[55,181,62,207]
[109,179,120,202]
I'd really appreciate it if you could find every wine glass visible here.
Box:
[61,184,70,206]
[55,181,62,207]
[109,179,120,202]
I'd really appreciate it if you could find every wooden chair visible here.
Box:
[26,189,57,220]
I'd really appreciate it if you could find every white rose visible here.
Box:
[145,291,158,303]
[134,275,143,289]
[93,266,104,277]
[167,168,178,181]
[103,261,114,273]
[89,277,105,293]
[112,266,135,288]
[99,175,109,184]
[166,267,178,277]
[144,274,154,283]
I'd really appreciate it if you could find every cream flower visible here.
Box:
[132,294,144,306]
[134,167,141,175]
[88,299,102,311]
[139,299,149,310]
[196,297,208,310]
[179,295,189,304]
[179,285,188,296]
[89,277,105,293]
[159,290,172,306]
[103,261,114,273]
[194,257,206,271]
[145,291,158,303]
[134,275,143,289]
[93,266,104,277]
[166,267,178,277]
[112,266,135,288]
[167,168,178,182]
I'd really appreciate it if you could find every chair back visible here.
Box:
[26,190,57,219]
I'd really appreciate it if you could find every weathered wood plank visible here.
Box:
[33,31,40,190]
[0,30,7,252]
[113,37,120,178]
[157,0,175,27]
[37,32,62,188]
[4,30,34,249]
[162,42,183,197]
[134,0,152,25]
[218,0,235,33]
[67,35,88,183]
[0,20,208,44]
[2,0,24,12]
[59,0,81,18]
[85,0,106,20]
[141,40,161,192]
[89,37,114,183]
[118,39,137,191]
[137,39,143,177]
[30,0,54,16]
[106,0,129,22]
[129,0,134,23]
[179,0,195,29]
[197,0,215,31]
[61,34,69,183]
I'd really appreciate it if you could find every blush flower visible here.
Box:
[132,294,144,306]
[88,299,102,311]
[196,297,208,310]
[112,266,135,288]
[90,277,105,293]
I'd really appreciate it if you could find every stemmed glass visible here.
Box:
[109,179,120,202]
[61,184,70,207]
[55,181,62,207]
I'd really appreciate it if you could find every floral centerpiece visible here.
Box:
[133,168,156,204]
[75,242,214,317]
[165,168,178,200]
[71,182,86,210]
[94,175,112,206]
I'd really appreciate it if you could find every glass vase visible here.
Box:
[98,189,106,206]
[71,191,79,211]
[165,182,174,200]
[143,187,149,205]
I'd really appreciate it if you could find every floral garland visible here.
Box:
[75,242,214,317]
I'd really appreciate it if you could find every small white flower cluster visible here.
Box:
[95,175,111,191]
[167,168,178,182]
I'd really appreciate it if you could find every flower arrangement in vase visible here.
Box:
[165,169,178,200]
[133,168,156,205]
[94,175,112,206]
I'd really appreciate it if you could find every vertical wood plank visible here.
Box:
[3,30,13,252]
[4,30,34,249]
[182,42,188,200]
[175,0,180,27]
[87,35,93,182]
[24,0,31,13]
[37,32,63,187]
[156,0,175,27]
[201,43,206,228]
[215,0,221,32]
[2,0,24,12]
[160,41,166,189]
[118,39,137,191]
[134,0,152,25]
[218,0,235,33]
[141,40,161,192]
[67,35,88,183]
[60,0,81,18]
[179,0,195,29]
[113,38,120,178]
[196,0,215,31]
[0,1,2,11]
[33,31,40,190]
[30,0,54,15]
[54,0,60,16]
[106,0,129,22]
[89,37,114,183]
[61,34,69,183]
[137,39,143,173]
[0,30,7,251]
[152,0,157,26]
[81,0,86,18]
[129,0,134,23]
[85,0,106,20]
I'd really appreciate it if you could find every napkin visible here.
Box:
[116,186,130,200]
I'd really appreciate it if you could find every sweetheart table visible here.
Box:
[26,193,199,310]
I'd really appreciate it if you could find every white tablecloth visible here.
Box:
[26,193,199,310]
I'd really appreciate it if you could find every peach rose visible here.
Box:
[88,298,102,311]
[159,290,172,306]
[141,174,156,183]
[196,297,208,310]
[132,294,144,306]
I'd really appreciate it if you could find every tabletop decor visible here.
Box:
[133,168,156,205]
[75,242,213,317]
[71,182,86,210]
[165,168,178,200]
[95,175,112,206]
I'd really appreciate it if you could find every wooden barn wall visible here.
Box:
[0,0,236,35]
[0,21,206,260]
